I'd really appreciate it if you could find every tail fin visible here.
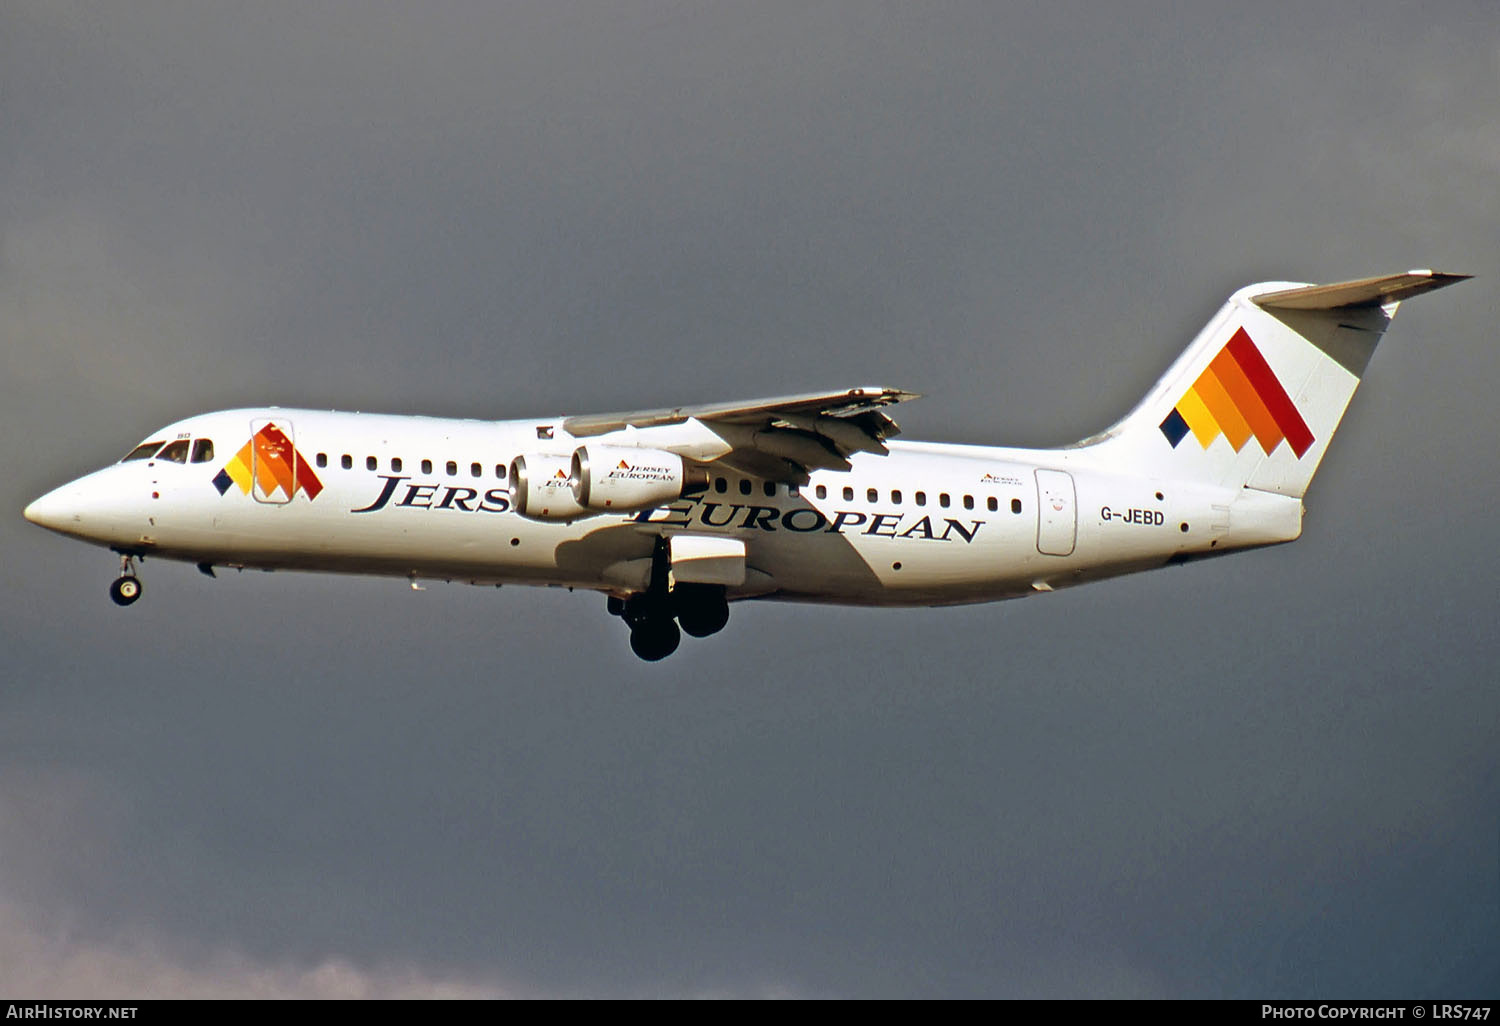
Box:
[1082,270,1469,498]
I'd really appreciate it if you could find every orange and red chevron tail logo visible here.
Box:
[1159,328,1314,458]
[212,424,323,500]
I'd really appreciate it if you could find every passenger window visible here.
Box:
[157,440,190,464]
[122,441,165,462]
[341,454,352,470]
[739,480,752,496]
[915,491,926,506]
[495,464,506,479]
[842,486,854,501]
[866,488,878,503]
[366,456,377,471]
[815,484,827,500]
[316,452,328,468]
[939,493,951,508]
[392,457,403,473]
[715,477,727,493]
[1011,498,1023,514]
[446,461,457,476]
[789,484,800,497]
[190,439,215,463]
[892,490,902,504]
[987,496,998,512]
[422,459,433,475]
[963,495,974,510]
[764,482,776,497]
[471,462,482,478]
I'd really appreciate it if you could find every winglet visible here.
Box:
[1252,270,1471,311]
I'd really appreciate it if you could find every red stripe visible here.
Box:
[294,451,324,499]
[1224,328,1315,458]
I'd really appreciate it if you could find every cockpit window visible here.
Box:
[156,440,190,464]
[190,438,215,463]
[122,441,165,462]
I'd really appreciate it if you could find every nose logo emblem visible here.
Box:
[211,423,324,501]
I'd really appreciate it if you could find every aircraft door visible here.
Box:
[249,417,300,504]
[1035,469,1076,556]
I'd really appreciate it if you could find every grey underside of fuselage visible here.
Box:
[118,534,1169,609]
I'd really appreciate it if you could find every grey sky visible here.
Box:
[2,1,1496,997]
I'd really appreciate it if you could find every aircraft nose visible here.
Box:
[23,476,117,537]
[24,470,140,545]
[24,483,82,532]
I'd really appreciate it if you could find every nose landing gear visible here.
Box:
[109,553,143,607]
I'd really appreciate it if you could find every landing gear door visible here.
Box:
[249,417,299,504]
[1035,469,1076,556]
[669,534,747,587]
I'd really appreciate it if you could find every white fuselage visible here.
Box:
[24,272,1464,660]
[25,407,1304,607]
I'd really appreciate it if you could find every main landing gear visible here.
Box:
[609,539,731,661]
[627,611,681,662]
[109,553,143,607]
[673,583,730,638]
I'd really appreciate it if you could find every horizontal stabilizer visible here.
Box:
[1253,270,1470,311]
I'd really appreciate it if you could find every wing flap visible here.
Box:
[561,386,920,482]
[563,387,919,437]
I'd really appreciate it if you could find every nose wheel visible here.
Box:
[110,554,143,607]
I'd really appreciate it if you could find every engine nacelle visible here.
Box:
[509,454,588,521]
[570,445,708,513]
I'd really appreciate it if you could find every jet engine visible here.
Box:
[570,445,708,513]
[508,454,588,521]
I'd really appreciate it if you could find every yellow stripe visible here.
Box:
[1195,366,1253,452]
[225,449,254,494]
[1176,386,1220,449]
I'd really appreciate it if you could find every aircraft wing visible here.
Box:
[562,387,921,482]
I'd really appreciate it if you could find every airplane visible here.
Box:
[24,270,1467,660]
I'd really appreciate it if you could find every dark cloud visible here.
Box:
[3,1,1496,997]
